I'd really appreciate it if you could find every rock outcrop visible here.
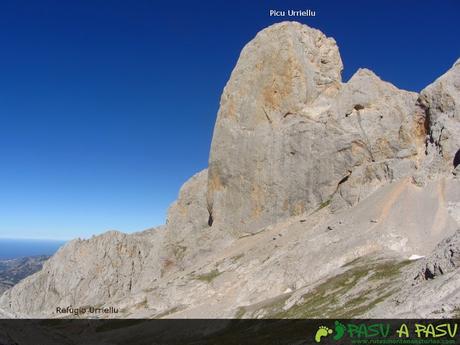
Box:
[207,22,344,236]
[1,21,459,319]
[207,22,420,236]
[418,59,460,176]
[1,230,165,316]
[414,229,460,280]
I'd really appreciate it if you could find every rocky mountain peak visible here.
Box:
[207,22,421,236]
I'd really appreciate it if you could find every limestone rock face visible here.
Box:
[163,169,231,271]
[330,69,419,209]
[415,229,460,280]
[0,230,165,316]
[208,22,343,235]
[418,59,460,174]
[0,170,213,317]
[166,169,209,236]
[207,22,419,235]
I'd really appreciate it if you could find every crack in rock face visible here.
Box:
[454,149,460,168]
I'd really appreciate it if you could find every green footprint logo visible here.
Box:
[333,321,346,340]
[315,325,333,343]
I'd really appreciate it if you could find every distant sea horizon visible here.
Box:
[0,238,67,260]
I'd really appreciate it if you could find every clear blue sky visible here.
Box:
[0,0,458,240]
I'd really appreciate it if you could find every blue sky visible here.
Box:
[0,0,458,240]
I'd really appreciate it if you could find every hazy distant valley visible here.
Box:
[0,256,49,294]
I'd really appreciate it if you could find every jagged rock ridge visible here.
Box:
[1,21,459,319]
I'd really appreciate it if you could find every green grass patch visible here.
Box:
[171,244,187,260]
[261,258,409,318]
[368,260,412,281]
[236,293,292,319]
[194,269,222,283]
[335,289,396,318]
[234,307,246,319]
[315,199,331,212]
[134,298,148,309]
[270,264,369,318]
[453,308,460,318]
[231,253,245,263]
